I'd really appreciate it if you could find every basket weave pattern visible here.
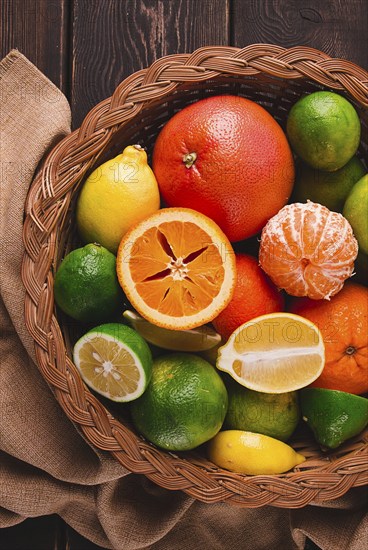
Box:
[22,45,368,508]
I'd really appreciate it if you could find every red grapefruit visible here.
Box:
[152,95,295,242]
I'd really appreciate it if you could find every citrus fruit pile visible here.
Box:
[53,92,367,476]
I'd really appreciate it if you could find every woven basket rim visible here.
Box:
[22,44,368,509]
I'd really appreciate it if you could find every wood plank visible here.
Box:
[0,515,66,550]
[231,0,368,69]
[71,0,230,127]
[0,515,109,550]
[0,0,70,93]
[65,525,107,550]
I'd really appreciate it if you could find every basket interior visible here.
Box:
[103,73,368,166]
[55,70,367,485]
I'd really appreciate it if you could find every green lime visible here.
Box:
[300,387,368,449]
[224,379,300,441]
[130,353,228,451]
[54,243,124,324]
[73,323,152,402]
[292,156,366,212]
[343,174,368,255]
[287,91,361,171]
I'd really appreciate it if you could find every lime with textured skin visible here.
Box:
[54,243,124,323]
[343,174,368,255]
[300,387,368,449]
[208,430,305,475]
[73,323,152,402]
[224,379,300,442]
[287,91,361,171]
[292,156,366,212]
[130,353,228,451]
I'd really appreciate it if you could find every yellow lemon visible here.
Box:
[123,310,221,351]
[76,144,160,253]
[208,430,305,475]
[216,313,325,393]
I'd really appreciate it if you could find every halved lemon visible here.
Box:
[73,323,152,402]
[117,208,236,330]
[123,310,221,351]
[217,313,325,393]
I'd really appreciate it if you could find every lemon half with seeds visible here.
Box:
[217,312,325,393]
[73,323,152,402]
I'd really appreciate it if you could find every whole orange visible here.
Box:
[152,95,295,242]
[212,254,285,341]
[289,283,368,395]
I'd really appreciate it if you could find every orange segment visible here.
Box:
[117,208,236,330]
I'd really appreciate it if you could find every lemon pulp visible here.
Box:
[73,323,152,402]
[217,313,325,393]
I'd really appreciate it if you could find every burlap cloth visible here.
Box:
[0,50,367,550]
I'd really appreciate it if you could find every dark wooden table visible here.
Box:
[1,1,367,548]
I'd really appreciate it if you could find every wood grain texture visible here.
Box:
[0,0,70,93]
[0,1,366,548]
[231,0,368,69]
[71,0,230,127]
[65,525,106,549]
[0,515,66,550]
[0,516,106,550]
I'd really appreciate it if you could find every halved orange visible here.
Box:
[116,208,236,330]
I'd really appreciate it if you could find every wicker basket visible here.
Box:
[22,45,368,508]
